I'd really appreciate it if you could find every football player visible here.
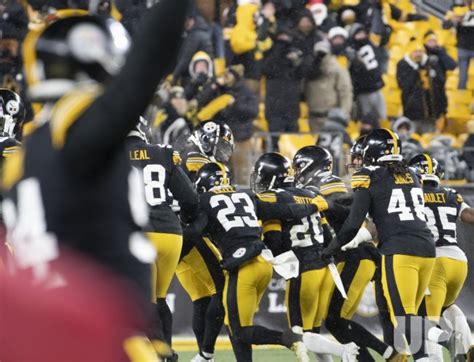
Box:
[2,1,189,358]
[187,162,310,362]
[324,129,436,359]
[292,145,400,362]
[0,89,23,269]
[252,152,359,362]
[410,154,474,361]
[126,116,198,350]
[175,120,234,360]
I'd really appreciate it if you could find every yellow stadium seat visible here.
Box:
[468,76,474,90]
[447,89,472,105]
[448,103,471,117]
[386,102,402,118]
[389,29,411,47]
[254,103,269,132]
[278,134,316,160]
[389,45,404,62]
[446,75,459,90]
[383,75,399,90]
[387,61,398,77]
[469,63,474,76]
[298,118,310,133]
[446,46,458,61]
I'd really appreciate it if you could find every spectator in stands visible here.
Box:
[462,120,474,181]
[443,1,474,90]
[226,0,276,93]
[184,51,215,101]
[347,24,386,129]
[328,26,349,67]
[153,87,192,146]
[215,65,259,185]
[304,40,353,132]
[424,30,457,78]
[272,0,307,29]
[397,37,448,132]
[308,3,336,35]
[263,26,309,149]
[0,0,28,93]
[392,116,424,162]
[172,10,214,85]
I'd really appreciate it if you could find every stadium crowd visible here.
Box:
[1,0,474,362]
[2,0,474,183]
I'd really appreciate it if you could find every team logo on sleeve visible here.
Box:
[233,248,247,258]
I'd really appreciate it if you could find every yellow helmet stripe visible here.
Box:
[384,128,399,155]
[424,153,433,174]
[216,162,228,185]
[23,29,42,88]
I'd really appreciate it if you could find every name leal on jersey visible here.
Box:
[424,192,446,204]
[129,149,150,161]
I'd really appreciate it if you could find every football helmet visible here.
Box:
[129,116,153,144]
[347,134,366,171]
[192,120,234,163]
[409,153,443,185]
[251,153,294,193]
[0,89,25,138]
[292,146,333,187]
[23,14,130,96]
[363,128,403,165]
[195,162,230,193]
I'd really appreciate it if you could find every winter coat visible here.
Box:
[216,80,259,141]
[397,55,447,121]
[263,37,308,121]
[304,55,353,116]
[173,15,214,81]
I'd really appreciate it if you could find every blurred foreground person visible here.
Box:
[0,251,162,362]
[1,0,189,352]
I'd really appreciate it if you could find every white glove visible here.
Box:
[341,343,359,362]
[341,227,372,251]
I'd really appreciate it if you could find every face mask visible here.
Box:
[331,43,346,55]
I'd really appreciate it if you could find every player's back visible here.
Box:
[423,183,466,260]
[353,165,434,257]
[126,138,183,234]
[3,121,148,286]
[200,186,263,266]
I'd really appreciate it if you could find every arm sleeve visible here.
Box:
[169,165,199,223]
[324,188,371,255]
[182,211,208,241]
[63,0,189,177]
[257,199,317,221]
[262,219,286,256]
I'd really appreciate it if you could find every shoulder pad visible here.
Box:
[351,167,373,190]
[50,83,102,148]
[185,151,211,172]
[256,191,278,203]
[156,144,182,165]
[319,174,348,196]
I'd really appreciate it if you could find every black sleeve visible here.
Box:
[437,48,457,71]
[63,0,189,178]
[257,199,317,221]
[397,61,419,93]
[170,165,199,222]
[182,210,208,240]
[324,188,371,255]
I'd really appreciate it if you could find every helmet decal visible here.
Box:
[6,100,19,115]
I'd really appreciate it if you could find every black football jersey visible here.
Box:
[1,88,153,296]
[125,137,197,235]
[260,187,324,250]
[198,186,262,259]
[351,166,434,257]
[423,184,463,248]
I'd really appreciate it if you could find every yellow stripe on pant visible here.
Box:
[425,257,468,322]
[223,256,273,332]
[176,246,217,302]
[381,254,435,326]
[147,232,183,301]
[285,267,328,331]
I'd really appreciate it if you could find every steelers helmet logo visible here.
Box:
[203,121,217,133]
[6,100,19,115]
[232,247,247,258]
